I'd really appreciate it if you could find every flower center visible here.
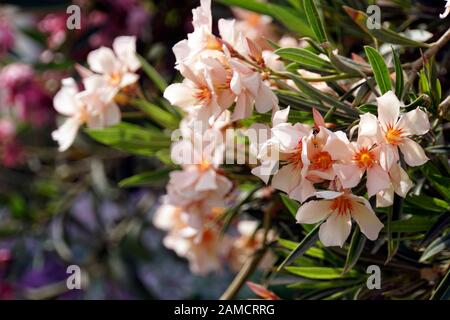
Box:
[310,151,333,171]
[109,72,122,85]
[330,195,353,216]
[198,160,212,171]
[353,147,375,168]
[385,125,403,145]
[194,86,212,106]
[206,35,222,51]
[286,141,303,169]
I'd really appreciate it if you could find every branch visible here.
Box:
[403,28,450,98]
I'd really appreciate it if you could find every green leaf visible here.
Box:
[85,122,171,157]
[421,163,450,201]
[304,0,328,44]
[131,99,179,129]
[118,168,173,188]
[280,193,300,218]
[275,47,334,72]
[277,223,320,271]
[420,234,450,262]
[138,55,167,92]
[288,74,361,117]
[343,227,366,274]
[285,267,359,280]
[389,216,437,233]
[406,194,449,213]
[364,46,392,94]
[217,0,313,37]
[288,279,362,289]
[392,47,404,98]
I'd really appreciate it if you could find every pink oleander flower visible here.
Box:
[170,0,278,122]
[327,114,390,197]
[0,119,16,140]
[228,58,279,121]
[231,8,274,50]
[164,60,233,124]
[360,90,430,170]
[155,201,231,275]
[376,163,413,207]
[296,190,384,247]
[52,77,120,151]
[229,220,276,271]
[251,107,316,202]
[440,0,450,18]
[86,36,140,92]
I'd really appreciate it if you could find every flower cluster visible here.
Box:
[52,36,141,151]
[155,0,279,274]
[250,91,430,247]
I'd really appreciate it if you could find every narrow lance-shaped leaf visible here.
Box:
[392,47,404,98]
[364,46,392,94]
[277,222,320,271]
[118,167,173,188]
[138,55,168,92]
[274,47,335,73]
[343,226,366,275]
[285,267,359,280]
[280,193,300,218]
[304,0,328,44]
[131,99,180,129]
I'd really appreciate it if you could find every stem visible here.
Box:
[402,28,450,99]
[219,203,273,300]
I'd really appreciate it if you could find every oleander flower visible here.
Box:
[327,114,390,197]
[52,77,120,151]
[86,36,140,92]
[229,220,276,271]
[164,60,232,124]
[296,191,384,247]
[359,90,430,170]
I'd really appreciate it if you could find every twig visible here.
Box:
[402,28,450,99]
[219,202,274,300]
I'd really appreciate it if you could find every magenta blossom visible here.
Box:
[0,63,54,127]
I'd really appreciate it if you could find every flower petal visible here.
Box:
[351,202,384,241]
[333,163,364,189]
[87,47,120,75]
[399,137,428,166]
[366,164,391,197]
[113,36,140,71]
[318,213,352,247]
[52,117,81,152]
[396,107,430,136]
[376,90,401,129]
[296,200,332,224]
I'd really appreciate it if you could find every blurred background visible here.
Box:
[0,0,245,300]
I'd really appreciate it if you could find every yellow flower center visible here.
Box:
[199,160,212,171]
[385,125,403,145]
[109,72,122,85]
[353,147,376,168]
[206,35,222,51]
